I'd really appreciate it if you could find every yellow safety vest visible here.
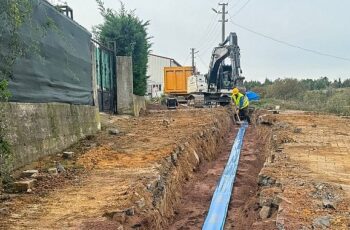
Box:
[232,92,249,109]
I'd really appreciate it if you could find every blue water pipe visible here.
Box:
[202,122,248,230]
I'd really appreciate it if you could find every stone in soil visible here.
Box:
[48,167,58,175]
[113,212,126,224]
[14,179,37,192]
[0,207,9,215]
[62,152,74,159]
[313,216,331,228]
[108,128,120,135]
[125,207,135,216]
[322,199,336,209]
[103,210,126,223]
[21,170,39,178]
[259,206,271,220]
[293,127,302,133]
[55,162,66,174]
[136,198,145,209]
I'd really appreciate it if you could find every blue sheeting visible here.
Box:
[246,91,260,101]
[202,122,248,230]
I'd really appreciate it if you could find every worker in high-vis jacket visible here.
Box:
[231,87,251,124]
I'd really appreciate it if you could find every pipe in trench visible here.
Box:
[202,122,248,230]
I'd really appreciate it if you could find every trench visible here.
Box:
[0,109,272,230]
[141,113,272,229]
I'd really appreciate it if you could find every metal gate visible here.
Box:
[92,40,116,113]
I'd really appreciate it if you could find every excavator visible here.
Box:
[188,32,245,106]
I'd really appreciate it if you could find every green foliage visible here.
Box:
[341,79,350,88]
[94,1,152,96]
[0,80,11,102]
[247,77,350,116]
[266,78,305,100]
[0,0,34,186]
[300,77,331,90]
[244,80,262,90]
[0,0,33,81]
[325,89,350,115]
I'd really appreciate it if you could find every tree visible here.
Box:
[94,1,152,96]
[313,77,330,90]
[244,80,262,90]
[263,78,273,86]
[300,79,315,90]
[267,78,305,100]
[342,78,350,88]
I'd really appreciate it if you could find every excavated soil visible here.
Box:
[2,109,349,230]
[168,126,238,229]
[167,124,271,229]
[251,111,350,229]
[226,125,272,229]
[0,108,233,230]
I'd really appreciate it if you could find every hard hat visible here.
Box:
[232,88,239,95]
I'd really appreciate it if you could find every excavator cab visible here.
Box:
[205,32,245,106]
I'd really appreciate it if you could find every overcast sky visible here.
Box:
[53,0,350,81]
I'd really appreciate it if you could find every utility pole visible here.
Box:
[218,3,228,43]
[191,48,199,74]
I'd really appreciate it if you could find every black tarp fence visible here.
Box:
[1,0,93,105]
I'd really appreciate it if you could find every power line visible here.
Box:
[196,14,220,51]
[195,7,220,51]
[198,26,220,56]
[197,55,209,70]
[198,23,221,52]
[229,17,350,62]
[182,53,191,66]
[228,0,243,11]
[231,0,252,17]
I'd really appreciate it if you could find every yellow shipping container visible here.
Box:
[164,66,193,95]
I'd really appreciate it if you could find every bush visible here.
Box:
[325,89,350,115]
[266,78,305,100]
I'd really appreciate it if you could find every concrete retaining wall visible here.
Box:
[1,102,100,169]
[133,95,146,117]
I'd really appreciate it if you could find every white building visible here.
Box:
[147,54,181,98]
